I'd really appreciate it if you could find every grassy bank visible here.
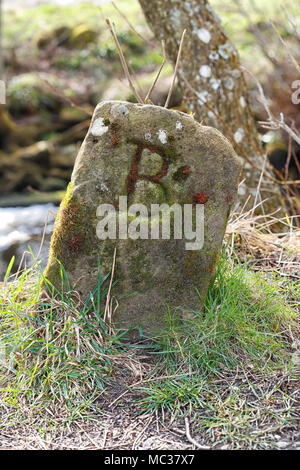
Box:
[0,222,298,448]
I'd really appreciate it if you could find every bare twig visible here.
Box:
[292,147,300,175]
[103,246,117,325]
[242,66,300,147]
[181,73,275,178]
[165,29,186,108]
[241,66,273,121]
[251,153,268,217]
[111,1,156,48]
[145,40,166,103]
[132,416,153,450]
[106,19,144,104]
[184,417,210,450]
[101,428,108,449]
[39,76,93,117]
[232,0,277,67]
[285,133,293,181]
[271,21,300,74]
[259,113,300,147]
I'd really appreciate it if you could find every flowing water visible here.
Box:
[0,204,57,279]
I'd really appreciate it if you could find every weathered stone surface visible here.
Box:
[44,100,241,337]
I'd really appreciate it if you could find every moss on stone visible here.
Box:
[44,181,97,286]
[44,100,241,337]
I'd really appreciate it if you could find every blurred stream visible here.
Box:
[0,204,57,279]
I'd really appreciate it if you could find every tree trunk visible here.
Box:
[138,0,284,213]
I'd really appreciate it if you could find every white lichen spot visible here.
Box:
[157,129,167,144]
[197,91,211,104]
[206,3,221,22]
[209,77,221,90]
[224,77,235,90]
[144,132,152,141]
[234,128,244,143]
[195,28,211,44]
[238,183,246,196]
[261,130,276,143]
[170,8,181,27]
[218,42,233,60]
[218,48,228,59]
[110,103,129,117]
[232,69,241,78]
[207,110,216,120]
[176,121,183,130]
[91,117,109,137]
[100,182,109,192]
[186,2,202,16]
[228,92,233,100]
[199,65,212,78]
[184,2,194,16]
[239,96,246,108]
[209,51,219,61]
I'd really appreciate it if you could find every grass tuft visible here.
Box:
[0,257,134,415]
[0,248,298,448]
[138,251,297,413]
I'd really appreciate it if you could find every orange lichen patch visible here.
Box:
[226,194,234,204]
[67,233,83,253]
[193,192,208,204]
[109,122,121,148]
[127,144,142,194]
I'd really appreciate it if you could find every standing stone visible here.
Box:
[44,101,241,337]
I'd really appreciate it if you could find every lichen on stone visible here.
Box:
[157,129,168,144]
[199,65,212,78]
[194,28,211,44]
[45,100,241,338]
[90,117,109,137]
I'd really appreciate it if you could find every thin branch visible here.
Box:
[285,132,293,181]
[111,1,156,48]
[251,153,268,218]
[145,40,166,103]
[182,72,300,201]
[242,66,300,147]
[271,21,300,74]
[103,246,117,325]
[241,66,273,121]
[292,147,300,175]
[181,73,272,177]
[40,76,93,117]
[232,0,277,67]
[165,29,186,108]
[184,417,210,450]
[106,18,144,104]
[260,114,300,147]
